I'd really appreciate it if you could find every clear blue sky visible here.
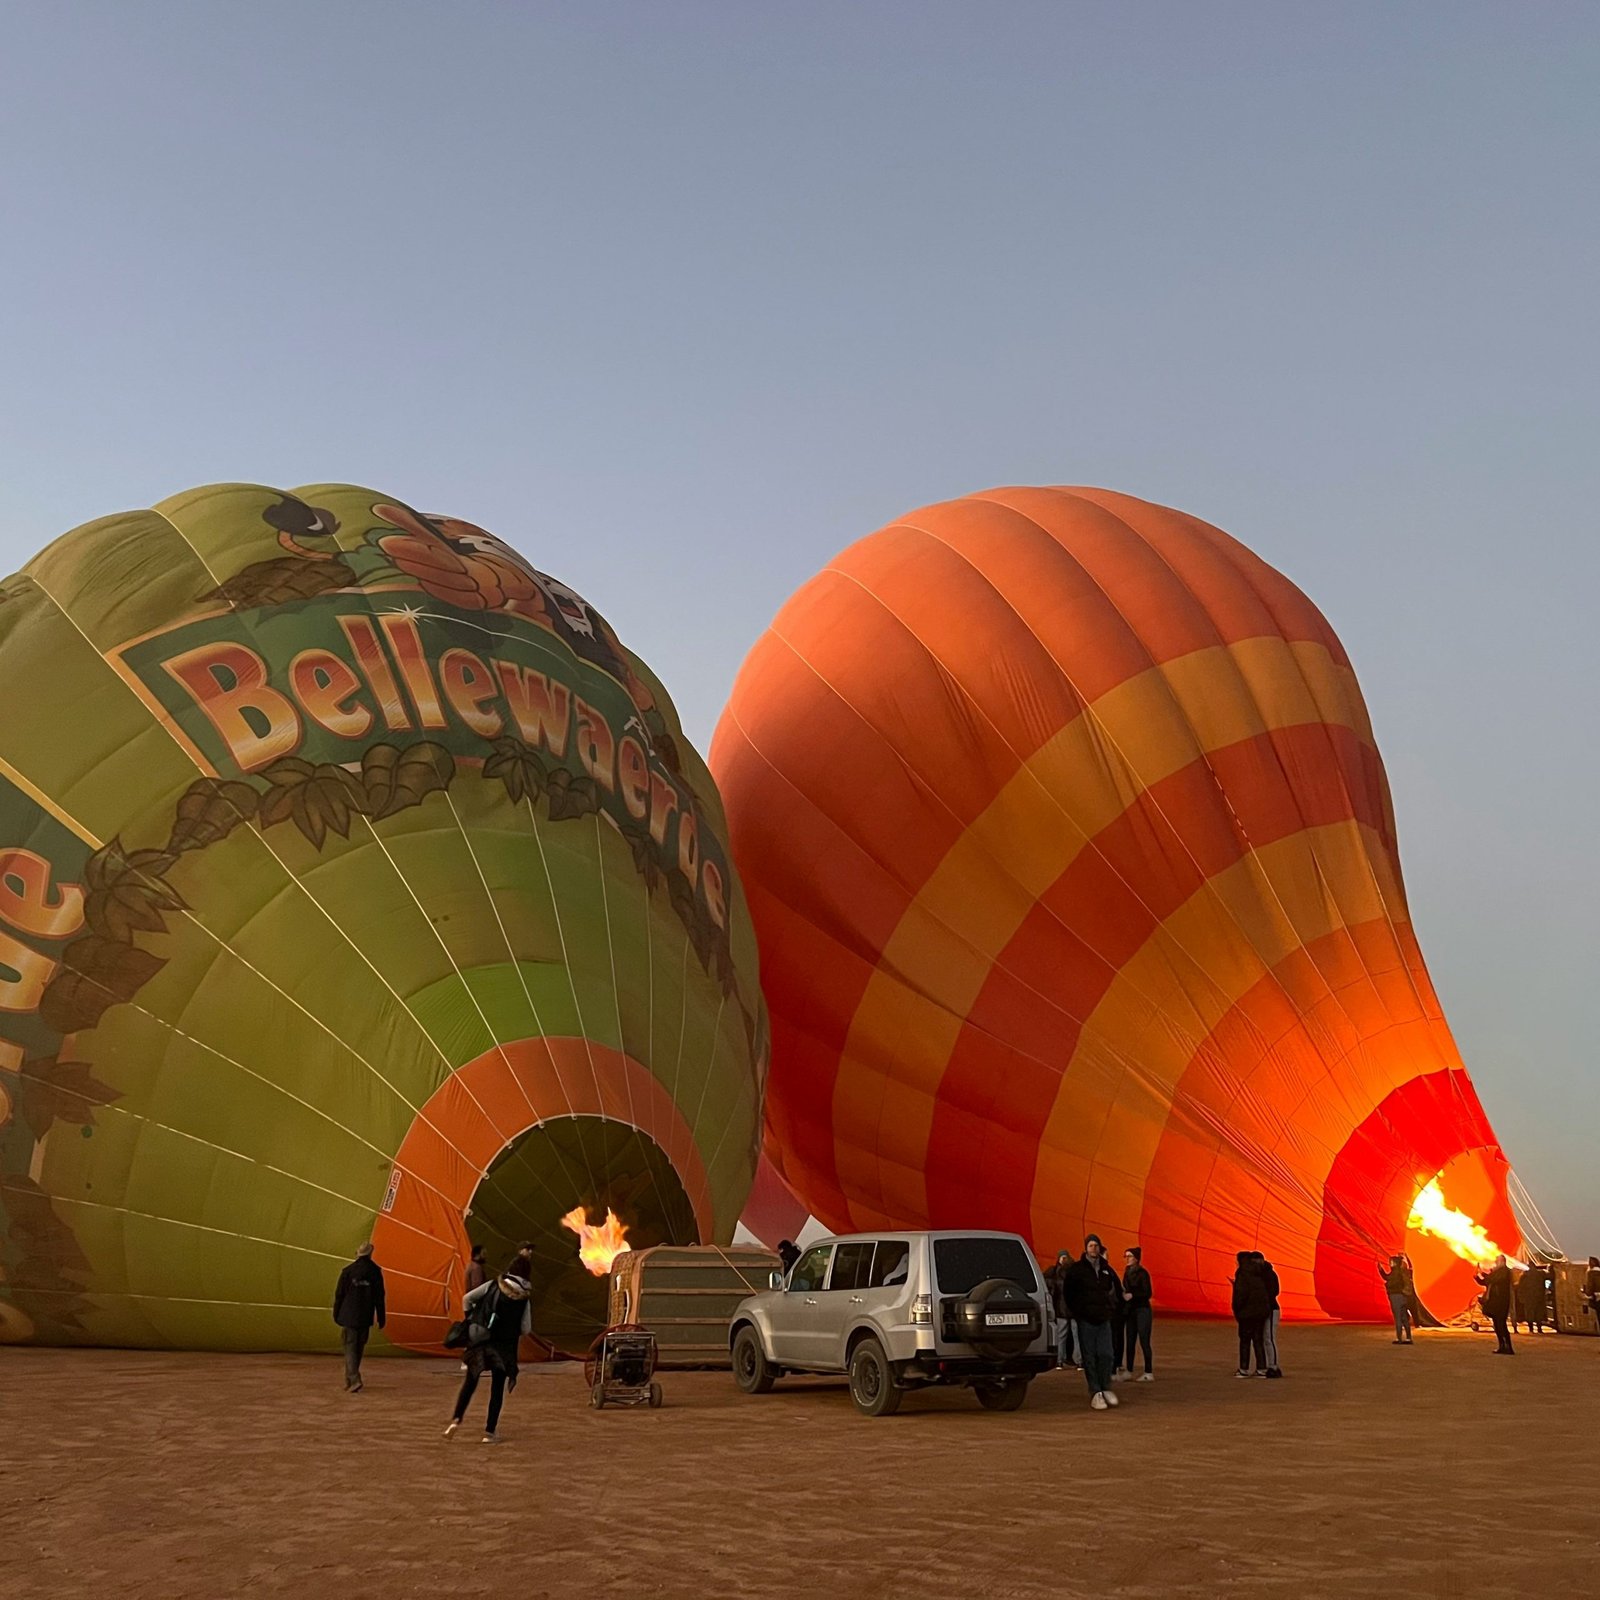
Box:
[2,3,1595,1247]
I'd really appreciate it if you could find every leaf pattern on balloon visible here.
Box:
[166,779,261,854]
[82,840,187,943]
[359,742,455,819]
[483,736,547,805]
[257,757,372,846]
[39,935,166,1033]
[545,766,601,822]
[0,1055,120,1134]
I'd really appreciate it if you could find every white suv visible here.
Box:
[728,1230,1052,1416]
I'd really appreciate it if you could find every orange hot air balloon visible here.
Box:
[713,486,1523,1321]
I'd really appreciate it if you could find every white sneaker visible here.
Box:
[1111,1371,1129,1383]
[482,1432,499,1445]
[1138,1372,1154,1382]
[443,1420,459,1438]
[1090,1392,1108,1410]
[1102,1388,1119,1407]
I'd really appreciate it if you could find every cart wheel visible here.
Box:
[648,1382,663,1409]
[590,1380,606,1410]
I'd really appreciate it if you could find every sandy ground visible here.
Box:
[4,1319,1597,1600]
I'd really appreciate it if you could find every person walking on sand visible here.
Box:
[1045,1250,1075,1370]
[1231,1251,1270,1377]
[445,1271,533,1444]
[1121,1247,1154,1381]
[1379,1254,1414,1344]
[1064,1235,1121,1410]
[1254,1252,1284,1378]
[1475,1254,1515,1354]
[332,1242,386,1393]
[1515,1263,1547,1335]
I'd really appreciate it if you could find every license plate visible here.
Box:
[985,1312,1028,1327]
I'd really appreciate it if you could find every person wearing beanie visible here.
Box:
[445,1271,534,1443]
[1120,1246,1155,1380]
[1063,1234,1121,1410]
[1231,1251,1270,1376]
[332,1241,386,1392]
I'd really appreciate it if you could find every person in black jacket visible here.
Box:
[1515,1264,1547,1334]
[1253,1251,1284,1378]
[1231,1251,1270,1376]
[777,1239,801,1275]
[332,1242,386,1392]
[1475,1255,1515,1354]
[1379,1254,1414,1344]
[445,1272,533,1443]
[1063,1235,1121,1409]
[1044,1250,1075,1368]
[1121,1247,1154,1380]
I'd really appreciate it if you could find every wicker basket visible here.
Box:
[607,1245,780,1367]
[1550,1261,1599,1335]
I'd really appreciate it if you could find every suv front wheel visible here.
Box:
[848,1336,902,1417]
[732,1325,776,1394]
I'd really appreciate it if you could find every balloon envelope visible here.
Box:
[712,486,1517,1320]
[0,484,766,1352]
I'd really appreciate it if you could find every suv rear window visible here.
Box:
[933,1237,1040,1296]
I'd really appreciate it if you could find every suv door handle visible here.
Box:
[849,1296,864,1304]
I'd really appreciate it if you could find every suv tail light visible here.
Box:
[911,1292,933,1325]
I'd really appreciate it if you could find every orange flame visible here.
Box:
[560,1205,631,1276]
[1407,1178,1522,1269]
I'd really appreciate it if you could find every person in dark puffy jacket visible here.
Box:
[1120,1247,1154,1380]
[1379,1254,1414,1344]
[1475,1255,1515,1354]
[1231,1251,1271,1377]
[332,1242,386,1392]
[1063,1235,1121,1410]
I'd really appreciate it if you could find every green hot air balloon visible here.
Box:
[0,484,767,1354]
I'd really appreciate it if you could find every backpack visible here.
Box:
[444,1284,501,1350]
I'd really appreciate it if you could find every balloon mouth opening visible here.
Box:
[1401,1151,1524,1318]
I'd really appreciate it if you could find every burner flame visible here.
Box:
[560,1205,631,1276]
[1407,1177,1521,1269]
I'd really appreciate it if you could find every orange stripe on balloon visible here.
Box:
[372,1036,713,1353]
[828,709,1385,1228]
[1135,920,1461,1316]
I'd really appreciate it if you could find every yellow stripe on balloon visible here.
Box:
[829,636,1378,1219]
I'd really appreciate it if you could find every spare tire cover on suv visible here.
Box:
[953,1278,1041,1355]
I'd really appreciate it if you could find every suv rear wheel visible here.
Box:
[732,1325,776,1394]
[974,1377,1030,1412]
[848,1336,902,1417]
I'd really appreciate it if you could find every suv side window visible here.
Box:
[869,1239,911,1288]
[830,1242,874,1291]
[789,1244,833,1292]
